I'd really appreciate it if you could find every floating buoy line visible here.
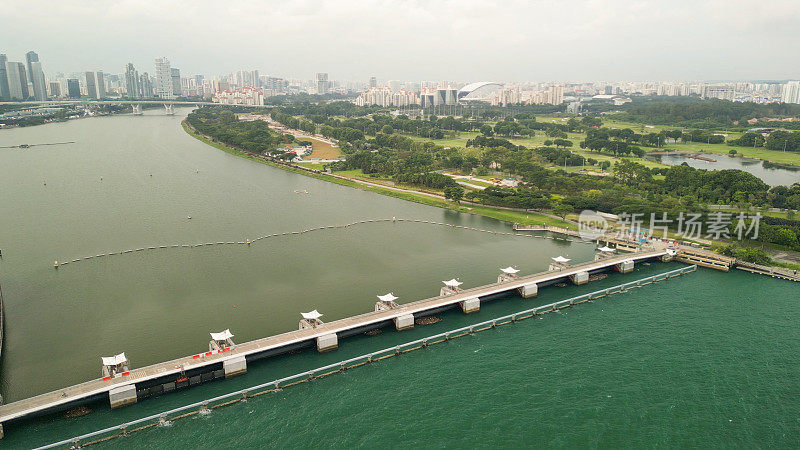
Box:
[52,218,591,269]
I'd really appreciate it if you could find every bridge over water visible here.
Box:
[0,250,671,437]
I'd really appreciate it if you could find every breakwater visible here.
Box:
[53,218,590,269]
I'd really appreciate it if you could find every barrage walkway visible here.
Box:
[0,250,669,432]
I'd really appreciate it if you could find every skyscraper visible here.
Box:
[66,78,80,98]
[154,57,174,99]
[369,76,377,88]
[85,71,106,99]
[0,54,9,100]
[25,51,38,83]
[48,81,61,97]
[547,84,564,105]
[316,73,329,95]
[5,61,28,100]
[124,63,140,98]
[171,67,181,96]
[30,61,47,100]
[140,72,154,98]
[782,81,800,104]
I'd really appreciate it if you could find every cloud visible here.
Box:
[0,0,797,81]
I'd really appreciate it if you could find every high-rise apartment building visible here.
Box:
[782,81,800,104]
[170,67,181,96]
[369,76,377,88]
[154,57,174,99]
[547,84,564,105]
[124,63,140,98]
[316,73,329,95]
[140,72,153,98]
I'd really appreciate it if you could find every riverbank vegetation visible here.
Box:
[188,104,800,253]
[610,97,800,129]
[182,110,574,229]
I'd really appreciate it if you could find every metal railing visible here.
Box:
[36,265,696,449]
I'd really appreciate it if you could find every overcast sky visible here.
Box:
[1,0,798,82]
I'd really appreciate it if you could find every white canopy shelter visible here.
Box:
[500,267,520,274]
[101,353,127,366]
[210,329,234,341]
[442,279,463,287]
[377,293,399,302]
[551,256,571,263]
[301,310,323,320]
[597,246,615,252]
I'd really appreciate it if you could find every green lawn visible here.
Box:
[455,178,494,188]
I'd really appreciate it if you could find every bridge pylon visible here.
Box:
[131,104,143,115]
[164,104,174,115]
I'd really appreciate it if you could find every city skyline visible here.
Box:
[1,0,799,81]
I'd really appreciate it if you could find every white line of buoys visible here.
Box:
[54,217,590,269]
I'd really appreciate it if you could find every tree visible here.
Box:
[553,202,572,219]
[444,186,464,203]
[479,124,494,136]
[381,125,394,134]
[553,138,573,148]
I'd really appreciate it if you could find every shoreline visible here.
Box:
[181,120,576,229]
[648,149,800,170]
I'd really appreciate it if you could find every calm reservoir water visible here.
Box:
[0,110,797,448]
[0,108,591,401]
[652,153,800,186]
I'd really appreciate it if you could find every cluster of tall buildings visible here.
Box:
[354,87,420,107]
[573,80,797,104]
[352,79,565,108]
[0,51,192,101]
[782,81,800,104]
[0,51,47,101]
[211,86,266,106]
[2,53,799,107]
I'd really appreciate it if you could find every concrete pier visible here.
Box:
[570,271,589,285]
[518,283,538,298]
[223,356,247,378]
[108,385,137,409]
[459,297,480,314]
[394,314,414,331]
[615,260,634,273]
[316,333,338,352]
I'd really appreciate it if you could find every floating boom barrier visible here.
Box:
[52,218,590,269]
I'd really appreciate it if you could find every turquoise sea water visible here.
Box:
[106,267,797,449]
[5,265,798,448]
